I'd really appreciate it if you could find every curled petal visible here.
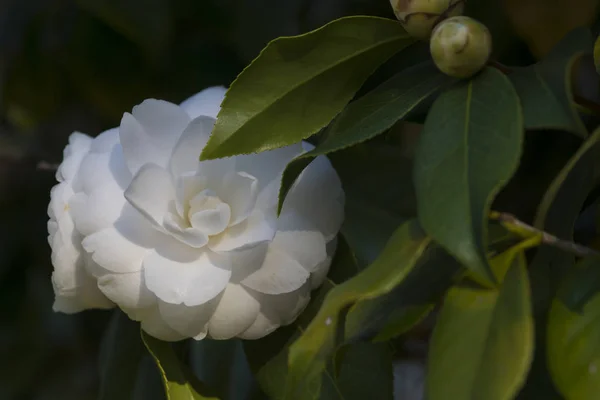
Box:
[159,297,220,339]
[279,155,344,241]
[143,244,231,306]
[56,133,92,183]
[96,269,157,311]
[208,210,276,252]
[238,312,279,340]
[125,163,175,227]
[240,247,310,295]
[217,172,258,226]
[139,306,187,342]
[169,117,214,177]
[180,86,227,119]
[207,284,260,340]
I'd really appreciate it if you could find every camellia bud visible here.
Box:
[390,0,465,40]
[429,16,492,79]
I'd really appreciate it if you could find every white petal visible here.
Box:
[279,155,344,241]
[143,245,231,306]
[69,183,126,236]
[271,231,327,273]
[139,306,187,342]
[75,145,131,194]
[208,210,276,252]
[238,312,279,340]
[169,116,214,177]
[82,207,159,273]
[90,128,119,153]
[189,190,231,235]
[56,132,92,183]
[234,144,304,192]
[52,268,114,313]
[207,284,260,340]
[96,270,157,310]
[217,172,258,226]
[180,86,227,119]
[252,283,311,325]
[163,213,209,248]
[174,174,207,217]
[125,163,175,227]
[310,238,337,289]
[159,296,220,339]
[120,99,190,174]
[240,247,310,295]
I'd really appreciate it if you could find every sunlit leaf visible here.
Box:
[284,220,431,399]
[426,246,534,400]
[142,332,219,400]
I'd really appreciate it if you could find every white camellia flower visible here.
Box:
[48,87,344,341]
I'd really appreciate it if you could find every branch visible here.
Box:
[490,211,600,258]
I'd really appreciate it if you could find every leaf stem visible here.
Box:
[490,211,600,258]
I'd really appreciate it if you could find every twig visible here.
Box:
[491,211,600,258]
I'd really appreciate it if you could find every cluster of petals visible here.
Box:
[48,87,344,341]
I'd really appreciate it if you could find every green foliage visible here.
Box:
[414,67,524,286]
[47,4,600,400]
[200,16,413,160]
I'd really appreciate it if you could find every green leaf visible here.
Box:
[426,247,534,400]
[519,127,600,399]
[414,67,524,286]
[372,305,434,342]
[558,257,600,313]
[244,237,359,400]
[594,35,600,73]
[509,28,592,136]
[200,16,413,160]
[548,291,600,399]
[285,220,431,399]
[330,140,418,265]
[98,311,145,400]
[278,62,453,212]
[142,332,219,400]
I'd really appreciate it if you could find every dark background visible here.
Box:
[0,0,597,399]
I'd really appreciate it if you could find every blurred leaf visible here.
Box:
[142,332,219,400]
[190,339,259,400]
[98,311,145,400]
[284,220,431,399]
[372,305,433,342]
[200,16,413,160]
[548,291,600,399]
[278,61,452,212]
[595,35,600,73]
[331,342,394,400]
[502,0,598,57]
[75,0,171,57]
[518,126,600,399]
[510,28,592,136]
[414,67,523,286]
[133,356,167,400]
[330,140,417,265]
[558,256,600,313]
[426,247,534,400]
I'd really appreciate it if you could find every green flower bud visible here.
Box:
[390,0,465,40]
[430,16,492,78]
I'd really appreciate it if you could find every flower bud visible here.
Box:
[430,16,492,78]
[390,0,465,40]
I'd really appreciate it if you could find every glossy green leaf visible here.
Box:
[426,247,534,400]
[98,311,145,400]
[414,67,524,286]
[277,62,452,212]
[509,28,592,136]
[284,220,431,399]
[200,16,413,160]
[548,291,600,399]
[142,332,219,400]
